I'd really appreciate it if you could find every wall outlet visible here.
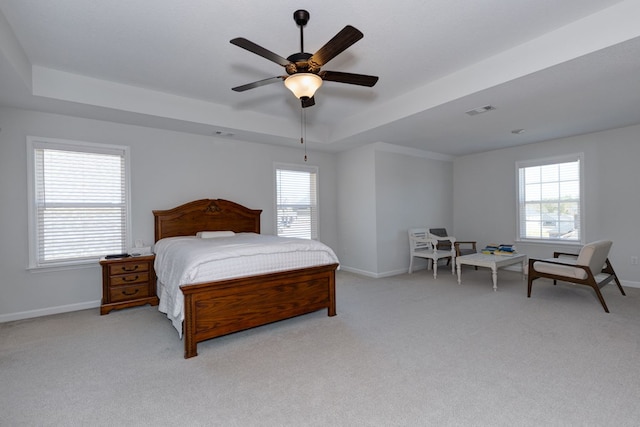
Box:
[631,256,638,266]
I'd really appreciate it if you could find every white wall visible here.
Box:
[4,106,636,321]
[336,144,377,275]
[453,123,640,287]
[375,150,453,276]
[0,107,338,320]
[337,144,453,277]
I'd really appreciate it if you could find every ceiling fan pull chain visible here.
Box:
[304,108,308,162]
[300,106,304,145]
[300,105,308,162]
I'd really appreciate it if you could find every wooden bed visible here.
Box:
[153,199,338,359]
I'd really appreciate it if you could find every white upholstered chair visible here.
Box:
[527,240,626,312]
[408,228,456,278]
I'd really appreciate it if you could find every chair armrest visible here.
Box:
[454,241,476,250]
[432,235,456,244]
[454,241,477,257]
[412,236,440,246]
[553,251,578,258]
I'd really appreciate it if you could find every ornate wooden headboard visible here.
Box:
[153,199,262,242]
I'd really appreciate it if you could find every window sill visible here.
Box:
[27,259,100,273]
[515,239,583,247]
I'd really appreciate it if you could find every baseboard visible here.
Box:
[339,266,407,278]
[339,264,640,288]
[621,280,640,289]
[0,300,101,323]
[338,266,380,278]
[489,265,639,288]
[339,265,418,279]
[376,268,409,278]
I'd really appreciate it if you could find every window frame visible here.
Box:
[274,162,319,240]
[26,136,132,270]
[516,153,584,245]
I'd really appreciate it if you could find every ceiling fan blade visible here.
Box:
[320,71,379,87]
[230,38,290,67]
[301,96,315,108]
[308,25,363,68]
[232,76,285,92]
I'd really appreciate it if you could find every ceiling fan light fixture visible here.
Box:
[284,73,323,99]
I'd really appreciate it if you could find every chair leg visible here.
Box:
[605,259,626,296]
[614,275,626,296]
[409,257,414,274]
[527,276,534,297]
[591,284,610,313]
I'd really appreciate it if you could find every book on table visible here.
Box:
[494,244,517,256]
[482,243,517,256]
[481,244,499,254]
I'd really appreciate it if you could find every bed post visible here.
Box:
[328,269,337,317]
[183,294,198,359]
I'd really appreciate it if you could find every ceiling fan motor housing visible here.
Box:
[286,52,315,74]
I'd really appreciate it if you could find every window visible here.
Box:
[27,137,131,268]
[275,163,318,239]
[517,154,583,243]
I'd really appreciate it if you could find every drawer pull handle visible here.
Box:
[122,265,139,272]
[122,275,139,282]
[122,289,139,296]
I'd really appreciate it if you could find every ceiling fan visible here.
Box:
[230,9,378,108]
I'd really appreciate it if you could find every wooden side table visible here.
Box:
[99,254,159,315]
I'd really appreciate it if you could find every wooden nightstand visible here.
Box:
[99,254,159,315]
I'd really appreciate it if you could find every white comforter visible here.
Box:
[154,233,340,336]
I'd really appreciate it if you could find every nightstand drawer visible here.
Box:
[109,284,150,303]
[108,262,150,275]
[110,272,149,286]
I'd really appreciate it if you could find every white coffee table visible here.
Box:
[456,253,527,291]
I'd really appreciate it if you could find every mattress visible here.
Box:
[154,233,340,336]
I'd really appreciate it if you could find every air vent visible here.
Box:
[465,105,496,116]
[214,131,235,137]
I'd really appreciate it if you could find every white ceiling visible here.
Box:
[1,0,639,157]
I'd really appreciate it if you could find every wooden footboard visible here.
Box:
[180,263,338,358]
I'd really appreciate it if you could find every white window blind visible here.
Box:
[517,154,582,243]
[275,164,318,240]
[28,138,130,267]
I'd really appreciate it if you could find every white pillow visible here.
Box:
[196,231,236,238]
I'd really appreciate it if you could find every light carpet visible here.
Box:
[1,268,639,426]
